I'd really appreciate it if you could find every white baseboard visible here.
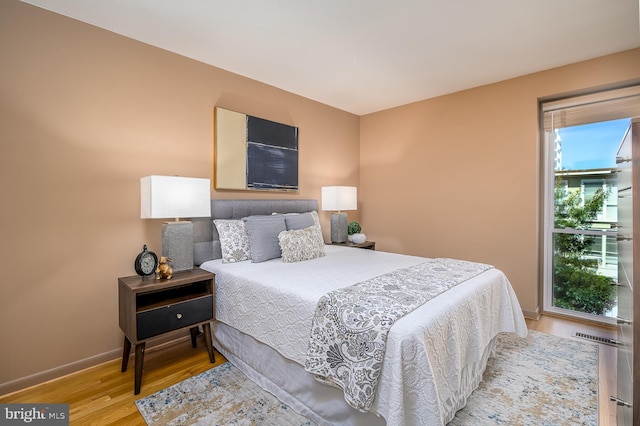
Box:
[0,332,193,397]
[0,348,122,397]
[521,307,541,320]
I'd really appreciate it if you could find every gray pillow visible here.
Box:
[284,212,315,230]
[244,215,287,262]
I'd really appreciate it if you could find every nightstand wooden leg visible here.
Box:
[203,322,215,363]
[121,336,132,372]
[190,327,198,348]
[134,342,145,395]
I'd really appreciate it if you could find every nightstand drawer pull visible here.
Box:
[176,313,182,319]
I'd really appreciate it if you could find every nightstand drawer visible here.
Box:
[136,295,213,340]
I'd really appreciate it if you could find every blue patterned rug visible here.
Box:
[136,330,598,425]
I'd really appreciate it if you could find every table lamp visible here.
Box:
[141,175,211,273]
[321,186,357,243]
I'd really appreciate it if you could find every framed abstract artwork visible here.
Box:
[214,107,299,191]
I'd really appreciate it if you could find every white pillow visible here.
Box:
[278,225,326,263]
[213,219,251,263]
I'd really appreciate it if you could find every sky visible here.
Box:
[558,118,631,170]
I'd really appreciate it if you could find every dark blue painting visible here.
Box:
[246,115,298,191]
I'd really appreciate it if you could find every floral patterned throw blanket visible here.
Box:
[304,258,493,412]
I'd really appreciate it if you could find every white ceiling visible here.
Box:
[21,0,640,115]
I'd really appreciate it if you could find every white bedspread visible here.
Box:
[201,245,527,425]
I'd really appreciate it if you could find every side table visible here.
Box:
[118,268,216,394]
[331,240,376,250]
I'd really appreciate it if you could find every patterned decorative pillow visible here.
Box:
[213,219,251,263]
[278,225,326,263]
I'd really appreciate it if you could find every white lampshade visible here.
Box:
[141,175,211,219]
[140,175,211,273]
[321,186,357,212]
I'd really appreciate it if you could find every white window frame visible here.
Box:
[540,85,640,324]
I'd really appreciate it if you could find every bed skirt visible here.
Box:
[211,321,498,426]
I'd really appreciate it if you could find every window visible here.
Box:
[541,85,640,323]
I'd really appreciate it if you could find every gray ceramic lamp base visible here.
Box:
[330,212,348,243]
[162,221,194,273]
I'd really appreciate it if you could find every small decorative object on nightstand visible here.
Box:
[351,233,367,244]
[156,256,173,280]
[332,240,375,250]
[134,244,158,277]
[347,221,367,244]
[118,268,215,394]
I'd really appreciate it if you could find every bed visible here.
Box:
[192,199,527,426]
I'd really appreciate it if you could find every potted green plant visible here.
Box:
[348,221,366,244]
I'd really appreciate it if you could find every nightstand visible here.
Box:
[331,240,376,250]
[118,268,216,394]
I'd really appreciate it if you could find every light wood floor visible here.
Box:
[0,316,618,425]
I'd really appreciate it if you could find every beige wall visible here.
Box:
[360,48,640,317]
[0,1,359,392]
[3,0,640,394]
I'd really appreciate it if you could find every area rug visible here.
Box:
[135,362,313,425]
[449,330,599,425]
[136,330,598,425]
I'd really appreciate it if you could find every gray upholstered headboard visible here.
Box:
[192,199,319,265]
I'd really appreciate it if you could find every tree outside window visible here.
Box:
[552,182,616,315]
